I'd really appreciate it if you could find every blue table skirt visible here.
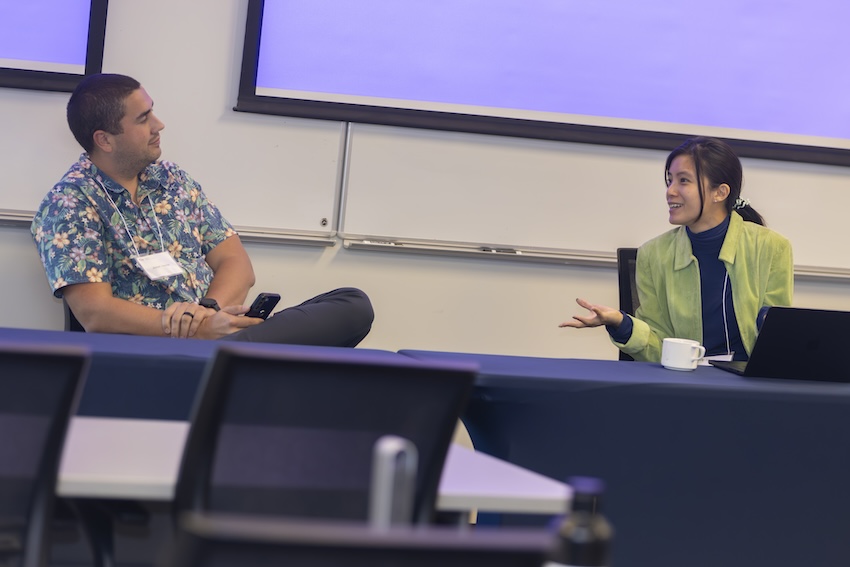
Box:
[400,350,850,567]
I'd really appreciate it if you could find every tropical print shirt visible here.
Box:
[31,154,236,309]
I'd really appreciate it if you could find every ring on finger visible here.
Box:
[182,312,194,318]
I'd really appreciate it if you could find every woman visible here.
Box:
[561,137,793,362]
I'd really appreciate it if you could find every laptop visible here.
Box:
[709,307,850,382]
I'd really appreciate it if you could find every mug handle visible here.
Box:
[694,345,706,360]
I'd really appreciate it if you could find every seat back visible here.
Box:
[159,512,552,567]
[0,344,88,567]
[63,299,86,333]
[174,345,477,524]
[616,247,639,361]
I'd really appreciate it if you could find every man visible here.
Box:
[31,73,373,346]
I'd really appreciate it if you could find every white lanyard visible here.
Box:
[95,177,182,280]
[722,272,732,356]
[96,177,167,256]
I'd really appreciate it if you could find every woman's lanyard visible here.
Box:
[721,272,732,356]
[97,177,183,281]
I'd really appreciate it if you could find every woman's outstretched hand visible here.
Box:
[559,298,624,329]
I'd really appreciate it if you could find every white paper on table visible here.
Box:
[699,353,734,366]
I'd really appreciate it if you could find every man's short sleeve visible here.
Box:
[31,183,112,297]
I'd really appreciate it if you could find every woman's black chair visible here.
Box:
[174,344,477,525]
[159,511,552,567]
[616,247,639,361]
[0,344,89,567]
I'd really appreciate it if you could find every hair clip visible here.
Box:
[734,197,750,210]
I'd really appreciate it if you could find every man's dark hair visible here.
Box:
[67,73,141,152]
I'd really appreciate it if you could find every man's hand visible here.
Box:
[559,298,624,329]
[163,301,212,338]
[163,302,263,339]
[197,304,264,339]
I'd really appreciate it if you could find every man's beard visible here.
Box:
[116,147,160,177]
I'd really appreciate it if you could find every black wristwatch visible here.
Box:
[199,297,220,311]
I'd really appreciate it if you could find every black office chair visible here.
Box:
[616,247,639,361]
[0,344,89,567]
[174,344,477,525]
[63,299,86,332]
[159,512,553,567]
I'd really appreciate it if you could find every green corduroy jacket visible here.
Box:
[615,212,794,362]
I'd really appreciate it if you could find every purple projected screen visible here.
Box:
[0,0,90,73]
[255,0,850,144]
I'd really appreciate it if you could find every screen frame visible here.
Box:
[236,0,850,168]
[0,0,108,93]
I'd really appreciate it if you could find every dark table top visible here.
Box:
[399,349,850,397]
[0,327,406,420]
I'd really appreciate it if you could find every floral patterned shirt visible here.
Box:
[31,154,237,309]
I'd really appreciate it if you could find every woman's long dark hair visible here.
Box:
[664,137,765,226]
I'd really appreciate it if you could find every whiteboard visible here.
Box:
[177,116,346,238]
[739,158,850,272]
[341,123,850,273]
[342,123,671,254]
[2,94,345,241]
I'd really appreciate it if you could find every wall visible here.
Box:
[1,0,849,363]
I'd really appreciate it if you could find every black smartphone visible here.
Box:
[245,292,281,320]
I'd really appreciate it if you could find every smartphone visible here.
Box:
[245,292,280,320]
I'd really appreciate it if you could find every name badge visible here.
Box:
[135,252,183,280]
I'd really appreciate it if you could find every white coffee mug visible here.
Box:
[661,338,706,371]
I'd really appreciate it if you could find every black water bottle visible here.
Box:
[547,476,613,567]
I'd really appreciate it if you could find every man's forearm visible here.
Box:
[203,236,256,307]
[74,295,171,336]
[203,257,255,307]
